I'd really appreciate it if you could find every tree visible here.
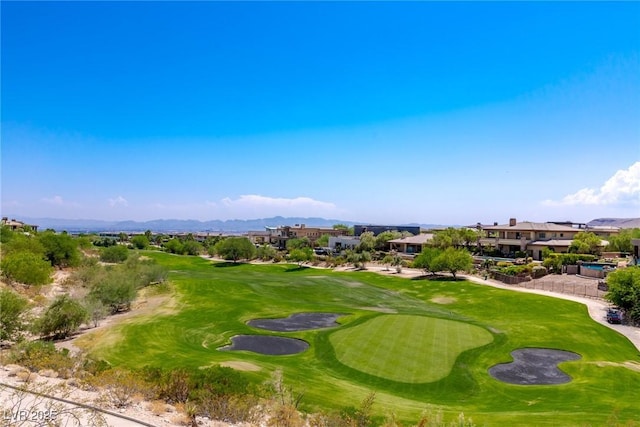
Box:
[88,271,137,313]
[381,254,394,271]
[606,266,640,324]
[182,240,203,256]
[36,295,88,339]
[288,247,314,267]
[315,234,330,248]
[434,247,473,279]
[83,297,109,328]
[432,228,464,249]
[412,247,443,275]
[256,244,277,261]
[0,289,29,341]
[99,245,129,263]
[374,231,402,251]
[215,237,256,263]
[38,231,81,268]
[2,232,46,257]
[357,231,375,252]
[0,251,53,286]
[346,250,371,269]
[569,232,603,255]
[164,238,185,254]
[286,237,311,250]
[333,224,354,236]
[130,235,150,250]
[606,229,640,253]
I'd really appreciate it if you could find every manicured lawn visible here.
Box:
[78,252,640,426]
[330,314,493,383]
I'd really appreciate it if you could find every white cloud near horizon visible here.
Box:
[42,195,80,207]
[220,194,339,218]
[543,161,640,206]
[108,196,128,207]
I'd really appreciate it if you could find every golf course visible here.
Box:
[77,252,640,425]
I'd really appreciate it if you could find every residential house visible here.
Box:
[1,217,38,232]
[328,236,361,252]
[388,233,434,255]
[266,224,349,249]
[479,218,583,260]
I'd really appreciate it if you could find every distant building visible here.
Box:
[479,218,610,260]
[328,236,361,251]
[354,225,420,237]
[247,224,349,249]
[388,233,434,255]
[632,239,640,265]
[1,217,38,232]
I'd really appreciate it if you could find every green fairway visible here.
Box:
[78,252,640,426]
[330,314,493,383]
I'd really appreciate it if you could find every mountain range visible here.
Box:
[4,216,639,233]
[8,216,444,233]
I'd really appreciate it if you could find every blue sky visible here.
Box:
[2,2,639,225]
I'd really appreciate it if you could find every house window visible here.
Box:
[560,233,564,237]
[539,233,546,239]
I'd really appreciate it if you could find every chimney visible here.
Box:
[509,218,517,226]
[493,222,498,226]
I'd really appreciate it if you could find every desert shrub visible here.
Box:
[8,341,77,377]
[99,245,129,263]
[496,261,512,268]
[532,266,548,279]
[35,295,88,339]
[0,251,53,286]
[499,264,533,276]
[92,368,151,408]
[0,288,30,341]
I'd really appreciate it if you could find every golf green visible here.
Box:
[329,314,493,383]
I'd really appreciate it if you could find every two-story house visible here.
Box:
[479,218,582,260]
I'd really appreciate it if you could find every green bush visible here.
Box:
[99,245,129,263]
[0,251,53,285]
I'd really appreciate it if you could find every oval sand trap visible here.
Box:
[219,335,309,355]
[489,348,581,385]
[248,313,342,332]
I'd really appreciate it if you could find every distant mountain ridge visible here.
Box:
[7,216,445,233]
[587,218,640,229]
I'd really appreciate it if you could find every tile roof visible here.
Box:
[482,222,578,232]
[388,233,434,244]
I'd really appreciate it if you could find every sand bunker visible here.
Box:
[248,313,342,332]
[219,335,309,355]
[489,348,581,385]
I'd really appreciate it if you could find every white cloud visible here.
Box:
[220,195,339,218]
[543,162,640,206]
[108,196,128,207]
[43,195,65,205]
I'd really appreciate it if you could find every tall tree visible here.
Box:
[286,237,311,250]
[357,232,376,252]
[569,232,603,255]
[434,247,473,279]
[375,231,402,251]
[606,266,640,324]
[215,237,256,262]
[412,247,443,275]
